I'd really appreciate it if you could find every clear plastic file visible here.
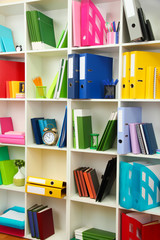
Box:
[120,161,160,211]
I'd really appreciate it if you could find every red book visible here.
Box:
[37,207,55,240]
[0,60,25,98]
[0,117,13,134]
[80,167,89,197]
[73,168,82,197]
[83,168,94,199]
[87,169,99,199]
[77,167,85,197]
[0,225,24,237]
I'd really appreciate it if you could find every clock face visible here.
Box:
[43,132,55,145]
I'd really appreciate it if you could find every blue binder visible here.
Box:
[57,106,67,148]
[68,54,79,99]
[117,107,142,154]
[79,53,113,99]
[0,25,15,52]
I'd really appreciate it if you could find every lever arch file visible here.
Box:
[27,176,66,188]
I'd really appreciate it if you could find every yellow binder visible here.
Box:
[145,66,154,99]
[121,52,130,99]
[27,176,66,188]
[25,183,66,199]
[130,51,160,99]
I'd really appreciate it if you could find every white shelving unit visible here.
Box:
[0,0,160,239]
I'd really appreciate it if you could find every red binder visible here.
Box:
[122,213,160,240]
[0,60,25,98]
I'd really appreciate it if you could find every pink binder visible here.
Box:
[72,0,81,47]
[81,0,107,46]
[129,123,141,154]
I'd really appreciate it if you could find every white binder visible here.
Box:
[123,0,143,41]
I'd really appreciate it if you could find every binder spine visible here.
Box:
[68,54,79,99]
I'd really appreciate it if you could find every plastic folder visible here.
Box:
[27,176,66,188]
[25,183,66,199]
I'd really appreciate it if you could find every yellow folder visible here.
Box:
[130,51,160,99]
[25,183,66,199]
[27,176,66,188]
[121,52,130,99]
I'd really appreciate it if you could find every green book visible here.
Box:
[46,71,59,98]
[83,228,116,240]
[72,109,76,149]
[0,160,18,185]
[37,11,56,47]
[101,119,117,151]
[77,116,92,149]
[59,60,68,98]
[0,146,10,185]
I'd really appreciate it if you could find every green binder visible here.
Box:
[77,116,92,149]
[101,120,117,151]
[37,11,56,47]
[0,160,18,185]
[0,146,10,185]
[97,119,113,151]
[72,109,76,149]
[59,60,68,98]
[83,228,116,240]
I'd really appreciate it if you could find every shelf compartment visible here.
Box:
[27,148,67,182]
[70,152,116,204]
[70,201,116,239]
[26,52,68,99]
[26,194,66,240]
[27,101,67,145]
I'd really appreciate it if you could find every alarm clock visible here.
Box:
[42,124,58,146]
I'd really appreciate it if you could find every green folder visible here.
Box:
[59,30,68,48]
[77,116,92,149]
[0,160,18,185]
[59,60,68,98]
[56,29,65,48]
[46,71,59,98]
[37,11,56,47]
[101,120,117,151]
[26,11,34,43]
[83,228,116,240]
[97,119,113,151]
[0,146,10,185]
[72,109,76,149]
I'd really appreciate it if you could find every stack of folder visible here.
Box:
[74,158,116,202]
[121,51,160,99]
[26,176,66,199]
[122,212,160,240]
[120,161,160,211]
[75,227,116,240]
[68,53,113,99]
[123,0,154,42]
[27,204,55,239]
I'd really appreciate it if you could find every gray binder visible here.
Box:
[123,0,143,41]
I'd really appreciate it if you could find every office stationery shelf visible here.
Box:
[119,206,160,217]
[26,194,67,240]
[71,194,117,209]
[72,44,120,53]
[70,201,116,239]
[124,153,160,159]
[0,184,25,192]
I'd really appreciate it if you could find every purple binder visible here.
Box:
[129,123,141,154]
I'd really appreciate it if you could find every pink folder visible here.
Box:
[81,0,107,46]
[0,117,13,134]
[129,123,141,154]
[72,0,81,47]
[0,133,25,145]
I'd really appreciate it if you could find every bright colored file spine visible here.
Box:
[68,54,79,99]
[129,123,141,154]
[72,0,81,47]
[121,52,130,99]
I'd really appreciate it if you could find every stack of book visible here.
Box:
[74,158,116,202]
[27,204,55,239]
[46,59,68,99]
[122,51,160,99]
[26,10,68,50]
[120,161,160,211]
[72,0,119,47]
[123,0,154,42]
[75,227,116,240]
[26,176,66,199]
[122,212,160,240]
[6,81,25,98]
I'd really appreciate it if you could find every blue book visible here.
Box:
[68,54,79,99]
[38,119,57,143]
[31,118,44,144]
[79,53,113,99]
[32,205,47,238]
[57,106,67,148]
[142,123,158,155]
[117,107,142,154]
[0,25,15,52]
[27,204,39,238]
